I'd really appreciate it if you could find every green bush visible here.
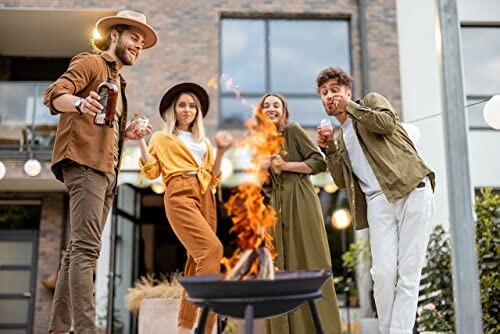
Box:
[417,188,500,333]
[474,188,500,334]
[417,225,454,332]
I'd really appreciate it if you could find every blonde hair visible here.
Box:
[162,92,206,141]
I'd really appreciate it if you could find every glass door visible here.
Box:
[0,201,41,333]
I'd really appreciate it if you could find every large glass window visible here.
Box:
[220,18,351,127]
[461,26,500,129]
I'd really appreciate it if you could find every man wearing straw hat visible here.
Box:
[43,11,158,333]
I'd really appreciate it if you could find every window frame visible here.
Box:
[460,23,500,131]
[218,14,353,129]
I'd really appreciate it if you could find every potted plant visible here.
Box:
[125,274,183,334]
[348,286,359,307]
[342,237,378,332]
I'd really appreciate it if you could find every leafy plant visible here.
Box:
[417,303,452,333]
[342,236,371,276]
[474,188,500,334]
[417,188,500,333]
[417,225,454,333]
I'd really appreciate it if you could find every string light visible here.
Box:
[24,159,42,177]
[331,208,352,230]
[0,161,6,180]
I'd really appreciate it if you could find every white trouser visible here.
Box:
[368,177,434,334]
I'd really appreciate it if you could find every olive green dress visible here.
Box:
[264,122,342,334]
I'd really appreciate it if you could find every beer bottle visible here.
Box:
[94,78,118,127]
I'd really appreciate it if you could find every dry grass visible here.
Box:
[125,274,183,313]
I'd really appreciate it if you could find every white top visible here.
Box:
[341,118,383,199]
[177,130,207,167]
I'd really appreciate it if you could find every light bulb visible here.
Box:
[0,161,6,180]
[93,27,102,40]
[151,182,165,194]
[483,95,500,130]
[24,159,42,177]
[331,208,352,230]
[324,183,338,193]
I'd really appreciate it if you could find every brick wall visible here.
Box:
[34,193,66,333]
[1,0,401,135]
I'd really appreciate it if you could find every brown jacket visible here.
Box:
[44,52,128,182]
[325,92,435,230]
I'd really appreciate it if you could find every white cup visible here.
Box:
[135,116,149,133]
[319,118,333,136]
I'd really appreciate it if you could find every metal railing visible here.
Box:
[0,82,57,159]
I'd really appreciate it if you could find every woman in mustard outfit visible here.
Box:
[139,82,232,334]
[259,93,342,334]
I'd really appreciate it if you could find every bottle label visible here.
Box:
[100,87,109,108]
[95,112,106,124]
[96,87,108,124]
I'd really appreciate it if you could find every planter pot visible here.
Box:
[349,296,359,307]
[138,298,181,334]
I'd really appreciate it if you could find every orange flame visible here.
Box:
[222,105,284,278]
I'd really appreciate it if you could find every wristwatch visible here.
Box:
[74,97,84,115]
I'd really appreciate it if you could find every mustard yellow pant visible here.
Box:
[164,175,223,332]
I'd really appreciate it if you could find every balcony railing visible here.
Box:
[0,82,57,159]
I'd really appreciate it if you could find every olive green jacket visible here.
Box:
[325,92,435,230]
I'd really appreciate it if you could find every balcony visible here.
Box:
[0,82,56,160]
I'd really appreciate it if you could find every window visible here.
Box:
[461,26,500,129]
[0,201,40,333]
[220,18,351,127]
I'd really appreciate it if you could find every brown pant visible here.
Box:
[164,175,222,332]
[49,160,115,334]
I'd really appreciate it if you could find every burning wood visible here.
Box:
[222,106,283,280]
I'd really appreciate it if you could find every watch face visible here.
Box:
[75,98,83,110]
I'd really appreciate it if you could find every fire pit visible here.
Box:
[178,269,330,334]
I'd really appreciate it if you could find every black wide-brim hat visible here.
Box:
[159,82,210,120]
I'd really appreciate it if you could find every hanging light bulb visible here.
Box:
[0,161,6,180]
[331,208,352,230]
[24,159,42,177]
[92,27,102,40]
[483,95,500,130]
[324,182,338,193]
[151,182,165,194]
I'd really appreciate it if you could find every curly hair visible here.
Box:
[316,67,353,91]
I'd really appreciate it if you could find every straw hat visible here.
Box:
[95,10,158,50]
[159,82,210,120]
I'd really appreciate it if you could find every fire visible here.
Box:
[206,74,283,279]
[222,105,284,280]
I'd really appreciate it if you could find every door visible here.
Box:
[0,201,41,334]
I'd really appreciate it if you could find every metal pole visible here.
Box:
[106,197,118,334]
[435,0,483,332]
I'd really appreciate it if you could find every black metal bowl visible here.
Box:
[189,291,323,319]
[178,270,330,300]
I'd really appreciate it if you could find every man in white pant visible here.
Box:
[315,67,435,334]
